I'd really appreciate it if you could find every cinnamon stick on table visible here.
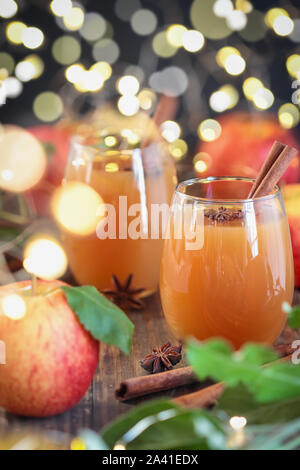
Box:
[248,141,298,199]
[116,366,197,402]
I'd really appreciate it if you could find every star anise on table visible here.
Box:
[141,342,183,374]
[204,206,243,222]
[102,274,145,311]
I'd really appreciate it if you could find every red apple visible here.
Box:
[196,113,300,183]
[0,280,99,417]
[26,126,71,215]
[282,184,300,287]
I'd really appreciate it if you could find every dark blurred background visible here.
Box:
[0,0,300,164]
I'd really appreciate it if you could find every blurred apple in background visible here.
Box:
[196,113,299,183]
[26,126,71,216]
[282,184,300,288]
[0,280,99,417]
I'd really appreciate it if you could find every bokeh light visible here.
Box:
[15,60,35,82]
[6,21,27,44]
[191,0,231,39]
[0,0,18,19]
[52,35,81,65]
[198,119,222,142]
[33,91,64,122]
[243,77,263,100]
[63,6,85,31]
[90,62,112,81]
[286,54,300,78]
[80,12,106,42]
[160,121,181,143]
[278,103,300,129]
[93,38,120,64]
[273,15,294,36]
[117,75,139,95]
[182,30,205,52]
[226,10,247,31]
[65,63,85,84]
[50,0,72,17]
[224,54,246,75]
[193,152,212,174]
[149,66,188,97]
[0,127,46,192]
[52,181,105,236]
[166,24,187,47]
[209,90,231,112]
[216,47,240,67]
[138,88,156,110]
[117,95,140,116]
[22,27,44,49]
[252,88,274,110]
[1,294,26,320]
[25,55,44,79]
[0,52,15,74]
[4,77,23,98]
[152,31,178,58]
[168,139,188,160]
[131,9,157,36]
[24,235,68,281]
[265,8,289,28]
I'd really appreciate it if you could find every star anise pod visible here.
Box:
[204,206,243,222]
[102,274,145,311]
[141,342,183,374]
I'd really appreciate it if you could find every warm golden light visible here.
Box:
[117,95,139,116]
[105,162,119,172]
[193,152,211,174]
[182,30,205,52]
[90,62,112,81]
[74,70,104,93]
[278,103,300,129]
[70,438,86,451]
[265,8,289,28]
[117,75,140,95]
[104,136,117,147]
[0,0,18,19]
[216,46,240,67]
[224,54,246,75]
[198,119,222,142]
[138,88,156,110]
[160,120,181,143]
[243,77,263,100]
[0,128,46,192]
[24,235,68,281]
[166,24,187,47]
[168,139,188,159]
[6,21,27,44]
[229,416,247,431]
[209,90,231,112]
[22,27,44,49]
[65,63,85,84]
[63,6,85,31]
[2,294,26,320]
[273,15,294,36]
[286,54,300,78]
[253,88,274,110]
[152,31,177,58]
[52,181,105,236]
[50,0,72,17]
[25,55,44,79]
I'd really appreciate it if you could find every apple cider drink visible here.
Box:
[53,135,177,294]
[160,177,294,349]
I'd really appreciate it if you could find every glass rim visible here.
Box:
[175,176,281,204]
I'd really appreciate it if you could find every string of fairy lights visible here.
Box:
[0,0,300,169]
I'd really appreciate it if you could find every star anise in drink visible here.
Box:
[141,342,183,373]
[102,274,145,311]
[204,206,243,222]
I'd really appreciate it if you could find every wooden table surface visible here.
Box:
[1,289,300,438]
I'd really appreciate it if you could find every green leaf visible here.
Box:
[244,418,300,450]
[283,302,300,329]
[61,285,134,355]
[187,338,300,402]
[0,227,21,241]
[217,383,300,424]
[102,399,226,450]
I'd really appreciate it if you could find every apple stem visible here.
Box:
[32,273,37,296]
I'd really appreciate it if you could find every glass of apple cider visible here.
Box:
[53,131,177,295]
[160,177,294,349]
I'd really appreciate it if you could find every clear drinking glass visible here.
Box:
[160,177,294,349]
[54,131,177,295]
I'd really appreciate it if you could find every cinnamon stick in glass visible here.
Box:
[248,142,298,199]
[115,366,197,401]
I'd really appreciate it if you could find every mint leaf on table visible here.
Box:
[217,383,300,425]
[283,302,300,329]
[186,338,300,403]
[102,399,226,450]
[61,285,134,355]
